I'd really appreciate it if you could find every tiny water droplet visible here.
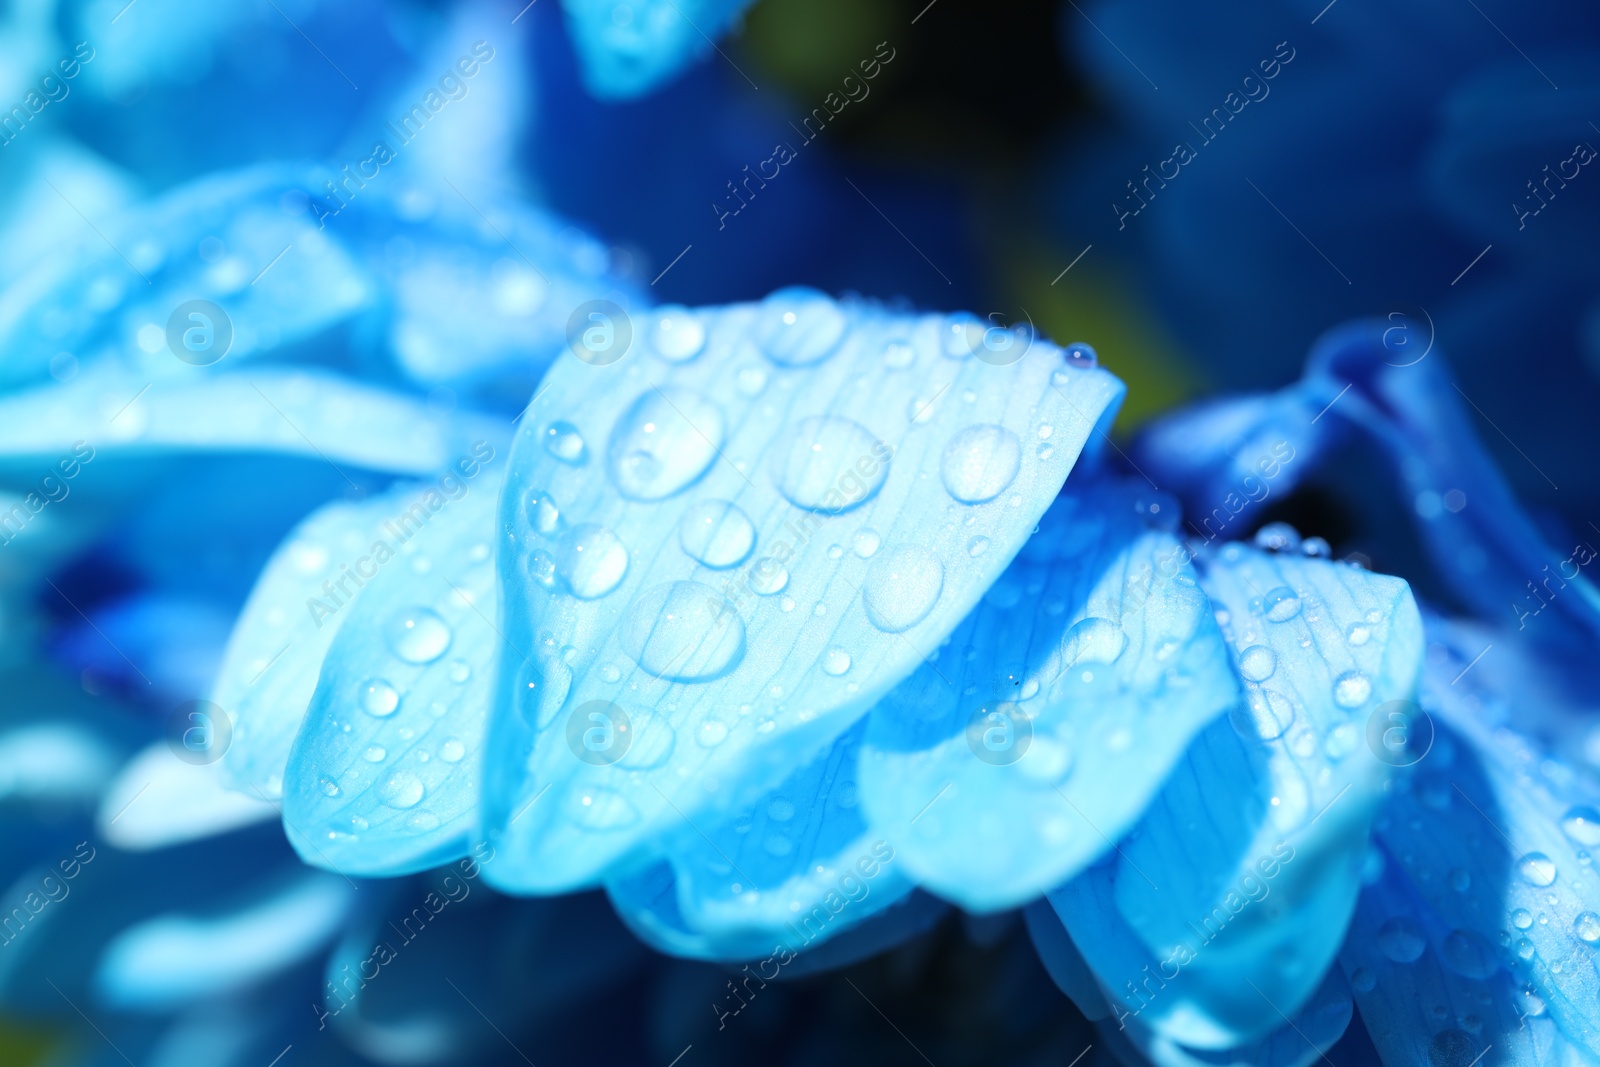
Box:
[439,739,466,763]
[1332,670,1372,708]
[620,581,746,681]
[1377,917,1426,962]
[749,558,789,595]
[649,304,706,362]
[756,287,846,366]
[543,420,588,464]
[852,528,881,558]
[386,608,452,664]
[1238,645,1277,682]
[863,545,944,633]
[967,536,990,557]
[678,499,756,569]
[379,772,425,809]
[1346,623,1371,646]
[940,424,1021,505]
[607,388,725,500]
[698,718,729,747]
[361,680,400,717]
[822,647,852,675]
[363,745,388,762]
[1518,852,1557,886]
[769,416,888,513]
[1561,805,1600,846]
[558,524,629,599]
[1062,342,1098,368]
[1262,586,1302,622]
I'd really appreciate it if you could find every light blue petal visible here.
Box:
[218,486,432,799]
[859,477,1238,910]
[1106,971,1353,1067]
[98,742,276,852]
[1340,852,1595,1067]
[0,165,370,391]
[608,719,914,958]
[1055,544,1423,1048]
[283,463,505,876]
[483,290,1125,893]
[93,870,355,1012]
[1023,898,1111,1021]
[560,0,757,99]
[0,366,504,473]
[1367,614,1600,1060]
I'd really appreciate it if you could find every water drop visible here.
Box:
[523,490,562,537]
[526,549,556,588]
[1262,586,1302,622]
[649,304,707,362]
[822,647,852,675]
[1062,617,1127,667]
[607,388,725,500]
[748,558,789,595]
[1346,623,1371,646]
[439,739,466,763]
[620,581,746,682]
[697,719,729,747]
[363,745,387,763]
[769,416,888,513]
[1440,929,1495,979]
[1332,670,1372,708]
[678,499,756,569]
[967,536,990,557]
[768,797,796,821]
[1512,909,1532,929]
[940,424,1022,504]
[558,524,629,599]
[386,607,452,664]
[1575,911,1600,943]
[1254,523,1300,551]
[756,287,846,365]
[1428,1029,1476,1067]
[1230,687,1296,740]
[1518,852,1557,886]
[1377,916,1426,962]
[319,776,341,797]
[882,339,915,369]
[379,772,425,809]
[448,660,471,684]
[1062,342,1098,368]
[361,680,400,717]
[852,528,881,558]
[863,545,944,633]
[1238,645,1277,682]
[1561,805,1600,846]
[543,420,588,464]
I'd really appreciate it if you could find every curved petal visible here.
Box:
[860,477,1238,910]
[218,485,431,799]
[1105,971,1353,1067]
[1366,615,1600,1060]
[1341,850,1595,1067]
[0,366,504,474]
[1055,543,1423,1048]
[607,718,914,959]
[92,869,355,1012]
[98,742,276,851]
[483,291,1125,893]
[283,463,504,876]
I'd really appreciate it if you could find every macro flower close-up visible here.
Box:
[2,1,1598,1065]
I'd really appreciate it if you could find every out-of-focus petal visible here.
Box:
[559,0,756,99]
